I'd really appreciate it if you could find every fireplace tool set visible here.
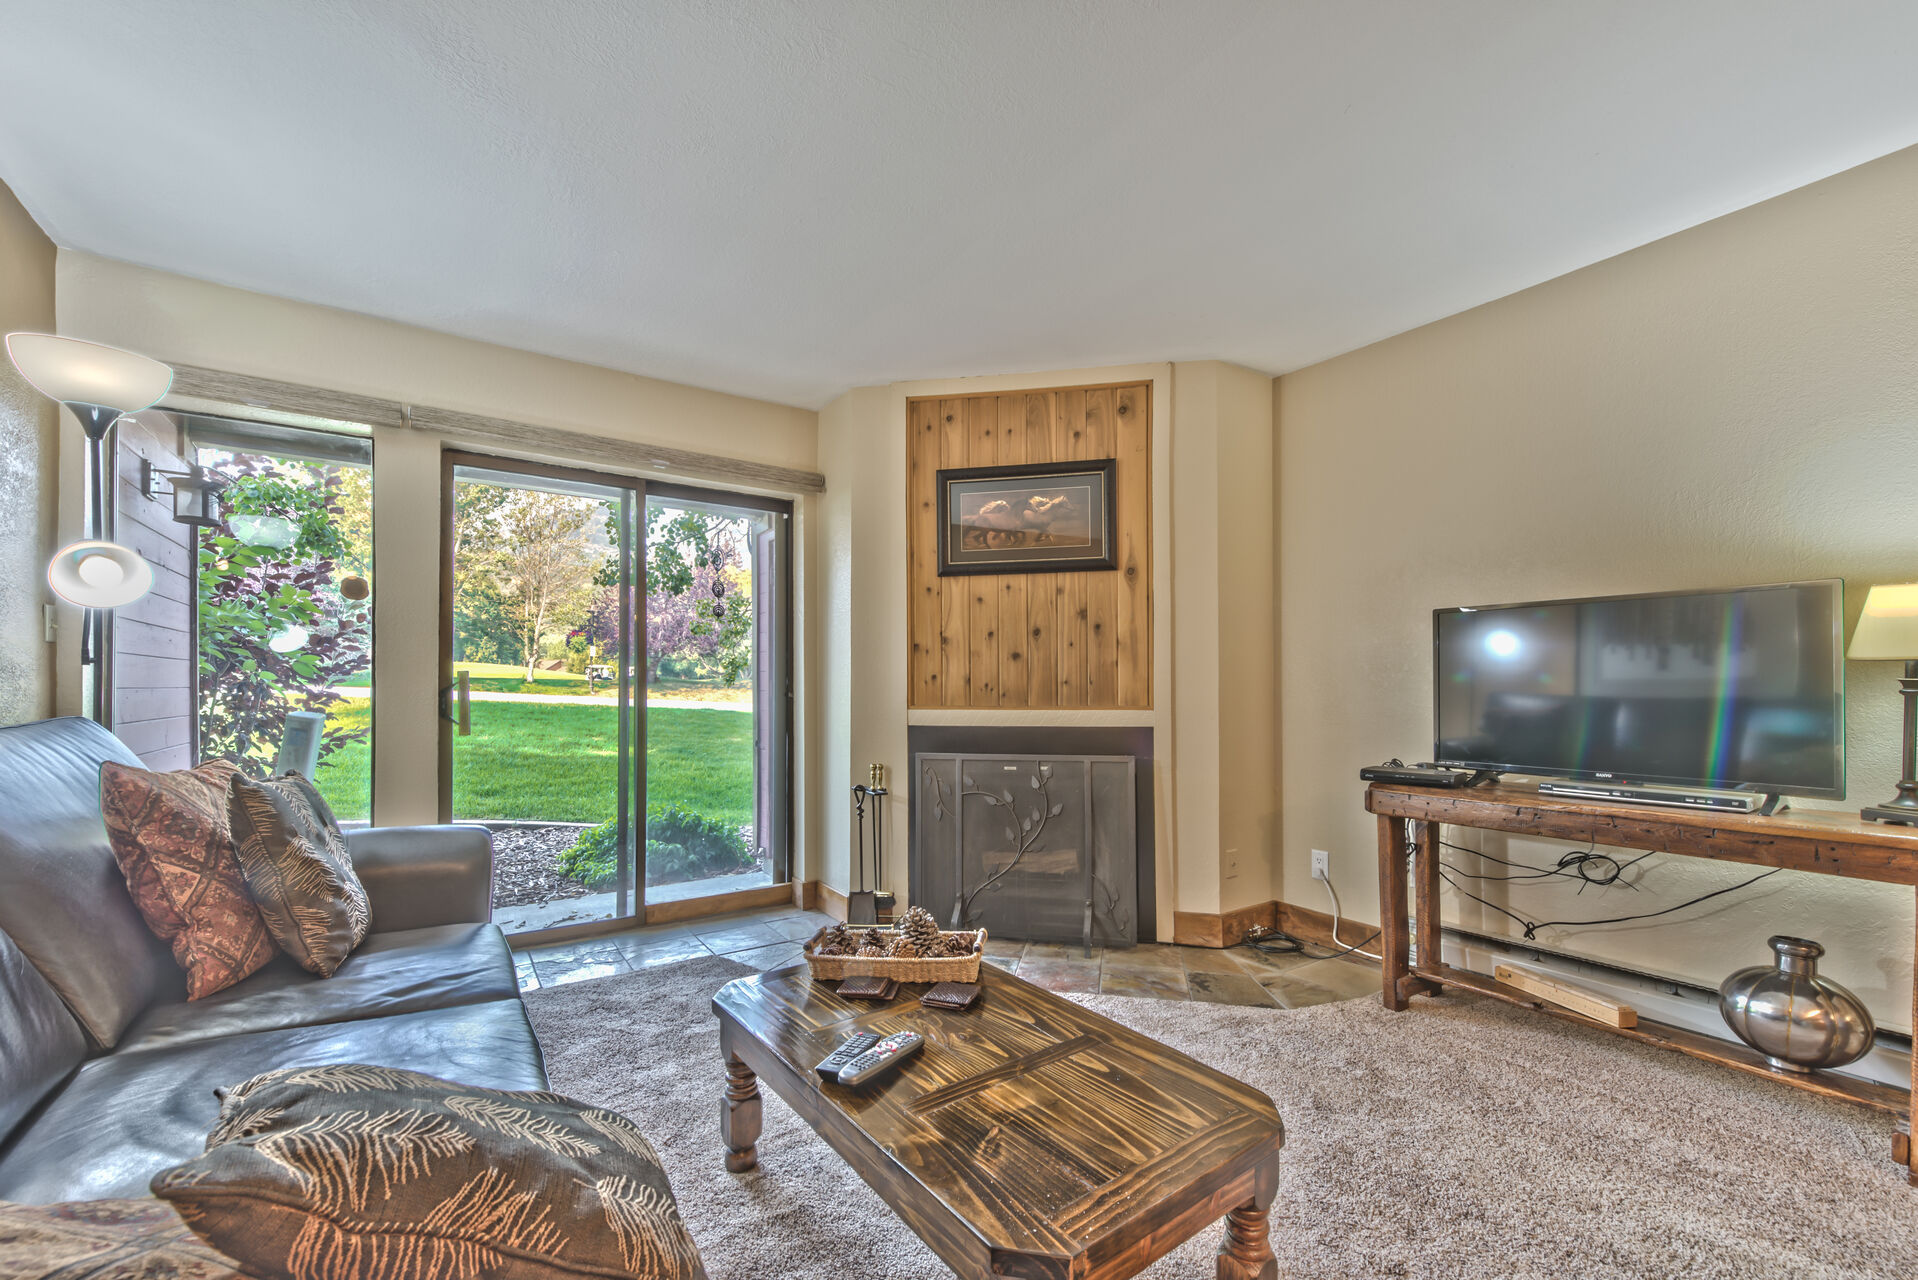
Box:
[849,765,888,926]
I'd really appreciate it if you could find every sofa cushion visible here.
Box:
[0,1000,548,1204]
[154,1065,704,1280]
[0,717,181,1049]
[100,758,277,1000]
[0,1198,249,1279]
[117,923,521,1053]
[229,772,371,977]
[0,927,88,1145]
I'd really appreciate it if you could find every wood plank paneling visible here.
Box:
[1081,388,1120,707]
[994,403,1029,709]
[1111,383,1151,707]
[1053,388,1090,708]
[1022,395,1059,709]
[937,401,969,701]
[906,381,1150,710]
[908,398,942,705]
[962,396,999,707]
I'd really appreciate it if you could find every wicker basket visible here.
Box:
[802,926,985,984]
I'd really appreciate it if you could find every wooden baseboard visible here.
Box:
[816,882,848,922]
[1275,900,1381,953]
[1168,899,1383,951]
[795,879,819,911]
[1172,901,1278,948]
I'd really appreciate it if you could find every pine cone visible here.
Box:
[857,945,887,958]
[896,905,943,958]
[886,937,923,958]
[859,928,886,951]
[821,923,855,953]
[940,932,975,957]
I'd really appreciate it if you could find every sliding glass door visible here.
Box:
[642,484,790,909]
[441,458,790,936]
[443,456,639,933]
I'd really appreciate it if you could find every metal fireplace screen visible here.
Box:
[912,753,1138,950]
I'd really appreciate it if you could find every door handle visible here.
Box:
[457,670,471,737]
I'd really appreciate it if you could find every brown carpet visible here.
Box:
[524,956,1917,1280]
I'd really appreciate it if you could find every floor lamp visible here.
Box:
[5,333,173,711]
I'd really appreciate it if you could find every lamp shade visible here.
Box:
[1847,583,1918,660]
[5,333,172,414]
[47,540,153,609]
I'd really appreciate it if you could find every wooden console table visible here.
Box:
[1365,781,1918,1185]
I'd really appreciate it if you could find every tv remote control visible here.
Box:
[836,1030,924,1086]
[815,1031,881,1080]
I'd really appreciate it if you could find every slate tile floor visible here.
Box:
[514,906,1379,1009]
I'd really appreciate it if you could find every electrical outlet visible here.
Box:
[1311,849,1330,881]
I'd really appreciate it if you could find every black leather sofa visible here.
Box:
[0,717,548,1203]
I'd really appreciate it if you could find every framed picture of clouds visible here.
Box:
[936,458,1117,576]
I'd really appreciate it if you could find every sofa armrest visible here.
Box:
[345,825,493,932]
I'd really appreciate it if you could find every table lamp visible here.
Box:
[1848,583,1918,825]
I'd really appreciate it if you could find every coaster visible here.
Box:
[838,975,898,1001]
[920,981,981,1010]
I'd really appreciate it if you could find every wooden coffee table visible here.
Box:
[712,961,1285,1279]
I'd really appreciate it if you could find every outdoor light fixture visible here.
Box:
[5,332,175,679]
[142,458,228,529]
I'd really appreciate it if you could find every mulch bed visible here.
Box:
[489,825,595,908]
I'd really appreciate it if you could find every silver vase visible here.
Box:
[1718,936,1875,1073]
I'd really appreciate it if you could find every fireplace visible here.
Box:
[908,726,1153,950]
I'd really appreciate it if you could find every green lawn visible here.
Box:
[336,663,592,696]
[336,664,748,702]
[313,698,754,826]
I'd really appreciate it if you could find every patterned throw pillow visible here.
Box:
[227,772,370,977]
[152,1064,707,1280]
[99,759,276,999]
[0,1197,250,1279]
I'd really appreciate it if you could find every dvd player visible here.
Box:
[1535,780,1763,814]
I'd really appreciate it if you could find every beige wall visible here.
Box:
[1170,362,1280,915]
[0,182,57,725]
[54,254,823,878]
[1276,144,1918,1031]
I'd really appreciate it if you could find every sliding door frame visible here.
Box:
[437,452,798,945]
[438,449,647,930]
[645,480,796,892]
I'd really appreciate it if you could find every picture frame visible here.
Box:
[936,458,1117,576]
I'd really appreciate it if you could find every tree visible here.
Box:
[197,459,369,773]
[492,491,602,682]
[643,530,753,683]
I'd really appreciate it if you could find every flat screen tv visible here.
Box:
[1433,580,1844,799]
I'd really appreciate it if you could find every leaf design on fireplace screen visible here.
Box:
[919,755,1136,949]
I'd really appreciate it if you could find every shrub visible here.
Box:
[556,805,755,888]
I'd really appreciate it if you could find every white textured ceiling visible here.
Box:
[4,2,1918,410]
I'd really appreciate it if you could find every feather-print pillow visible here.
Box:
[152,1064,706,1280]
[226,772,369,977]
